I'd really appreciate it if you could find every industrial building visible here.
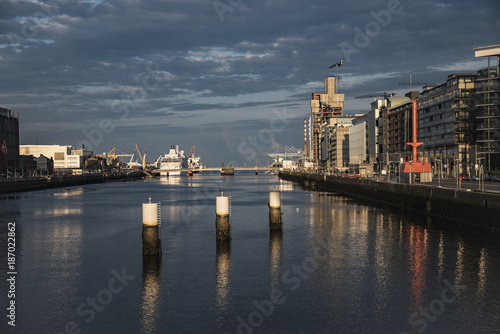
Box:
[310,76,345,165]
[0,107,20,177]
[19,145,93,173]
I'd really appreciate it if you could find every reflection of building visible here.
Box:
[0,107,20,176]
[20,145,92,172]
[474,44,500,171]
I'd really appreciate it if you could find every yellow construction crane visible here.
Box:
[105,148,133,165]
[134,141,147,169]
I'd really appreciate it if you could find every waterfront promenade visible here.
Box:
[279,171,500,231]
[0,171,144,194]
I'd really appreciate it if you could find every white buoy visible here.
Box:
[216,195,230,217]
[269,191,281,209]
[143,196,158,226]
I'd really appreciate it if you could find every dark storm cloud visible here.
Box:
[1,0,498,160]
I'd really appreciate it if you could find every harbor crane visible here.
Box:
[105,148,133,165]
[355,92,397,99]
[134,141,147,169]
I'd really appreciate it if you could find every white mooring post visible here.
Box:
[216,192,231,240]
[269,191,282,230]
[269,191,281,209]
[143,196,159,226]
[142,196,161,255]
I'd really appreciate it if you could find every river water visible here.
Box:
[1,172,499,334]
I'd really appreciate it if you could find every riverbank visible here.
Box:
[279,171,500,231]
[0,172,146,195]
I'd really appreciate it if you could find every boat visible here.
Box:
[159,146,187,176]
[186,146,202,173]
[221,165,234,175]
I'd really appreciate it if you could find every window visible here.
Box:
[54,152,64,160]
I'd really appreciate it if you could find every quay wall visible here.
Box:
[0,172,144,194]
[279,171,500,231]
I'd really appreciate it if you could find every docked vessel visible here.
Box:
[221,165,234,175]
[159,146,187,176]
[186,146,202,172]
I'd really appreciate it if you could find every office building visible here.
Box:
[474,44,500,171]
[417,73,475,176]
[0,107,20,176]
[19,145,92,172]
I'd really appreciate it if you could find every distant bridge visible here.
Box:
[150,167,277,175]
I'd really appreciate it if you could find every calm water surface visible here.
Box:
[1,172,500,334]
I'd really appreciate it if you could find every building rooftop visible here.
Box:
[474,44,500,57]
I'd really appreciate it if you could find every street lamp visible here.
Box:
[478,157,485,193]
[435,159,442,187]
[454,158,461,190]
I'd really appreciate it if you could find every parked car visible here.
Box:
[459,173,470,181]
[470,175,479,181]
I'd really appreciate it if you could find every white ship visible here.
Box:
[186,146,202,172]
[159,145,187,176]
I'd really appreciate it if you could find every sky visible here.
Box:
[0,0,499,167]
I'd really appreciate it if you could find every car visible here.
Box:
[470,175,479,181]
[459,173,470,181]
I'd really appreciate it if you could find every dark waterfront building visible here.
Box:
[417,73,476,177]
[0,107,20,176]
[474,44,500,171]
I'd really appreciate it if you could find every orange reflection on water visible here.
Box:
[406,224,429,318]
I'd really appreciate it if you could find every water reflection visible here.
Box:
[269,230,282,291]
[140,254,161,334]
[215,240,231,313]
[28,220,83,322]
[455,238,465,286]
[142,226,162,256]
[269,208,282,230]
[477,247,488,299]
[407,224,428,321]
[159,177,183,185]
[33,207,83,216]
[53,188,85,197]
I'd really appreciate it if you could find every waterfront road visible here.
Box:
[373,175,500,194]
[426,179,500,193]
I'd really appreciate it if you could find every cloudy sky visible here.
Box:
[1,0,498,166]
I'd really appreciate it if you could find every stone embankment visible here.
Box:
[0,172,145,194]
[279,171,500,231]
